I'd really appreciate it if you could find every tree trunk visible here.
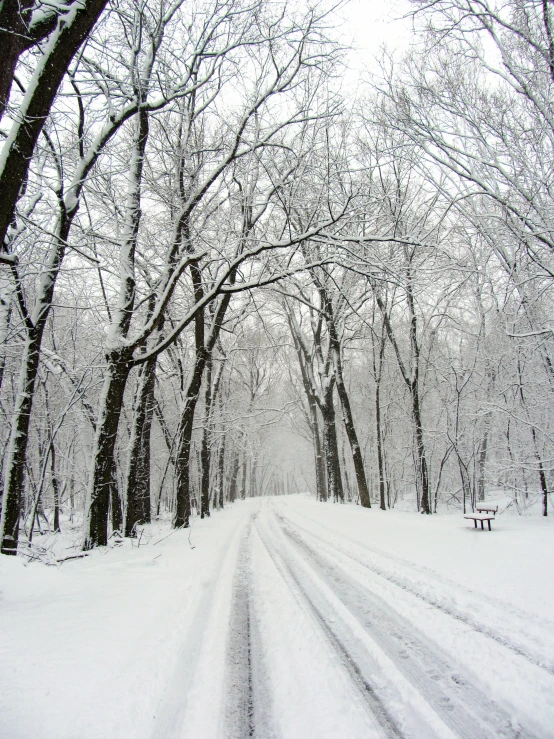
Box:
[84,102,149,549]
[0,0,110,246]
[457,455,472,514]
[477,428,489,502]
[240,455,247,499]
[375,380,386,511]
[200,356,213,519]
[314,424,327,501]
[322,385,344,502]
[228,448,240,503]
[411,383,431,514]
[125,355,156,535]
[50,440,61,533]
[335,362,370,508]
[110,467,123,533]
[1,328,42,554]
[0,284,11,394]
[532,428,549,517]
[217,433,226,509]
[83,353,131,549]
[374,274,431,514]
[173,380,201,529]
[287,313,328,501]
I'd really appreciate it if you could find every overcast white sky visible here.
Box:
[333,0,414,87]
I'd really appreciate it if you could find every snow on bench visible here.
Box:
[475,503,498,515]
[464,512,495,531]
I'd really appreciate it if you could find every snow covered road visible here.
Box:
[1,496,554,738]
[224,501,553,738]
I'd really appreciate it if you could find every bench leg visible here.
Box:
[474,519,477,528]
[480,520,484,529]
[488,520,491,531]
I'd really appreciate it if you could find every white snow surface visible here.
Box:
[1,496,553,738]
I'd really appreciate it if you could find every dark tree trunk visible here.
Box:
[250,457,258,499]
[200,357,213,519]
[174,258,207,529]
[84,105,149,549]
[1,329,42,554]
[2,204,72,555]
[372,322,387,511]
[375,381,386,511]
[0,0,110,247]
[375,286,431,515]
[322,385,344,502]
[174,382,201,529]
[411,384,431,514]
[0,0,75,123]
[0,293,11,395]
[406,275,431,515]
[240,456,247,499]
[50,440,61,533]
[217,434,226,509]
[84,353,131,549]
[110,468,123,533]
[335,364,370,508]
[288,315,328,502]
[314,424,327,502]
[305,391,327,501]
[125,355,156,535]
[532,428,549,517]
[228,449,240,503]
[0,20,22,123]
[319,293,371,508]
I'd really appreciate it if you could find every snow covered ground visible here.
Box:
[1,496,553,738]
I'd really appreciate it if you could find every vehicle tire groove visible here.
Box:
[254,515,404,739]
[276,510,554,677]
[225,522,255,738]
[276,513,529,739]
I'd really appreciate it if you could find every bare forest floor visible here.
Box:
[1,495,553,738]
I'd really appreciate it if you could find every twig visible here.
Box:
[152,525,184,546]
[57,552,91,563]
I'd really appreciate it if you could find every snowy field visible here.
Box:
[1,496,553,738]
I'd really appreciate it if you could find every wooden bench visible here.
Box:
[464,513,495,531]
[476,503,498,515]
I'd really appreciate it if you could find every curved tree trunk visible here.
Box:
[0,0,110,245]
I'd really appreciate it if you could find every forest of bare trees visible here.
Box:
[1,0,553,558]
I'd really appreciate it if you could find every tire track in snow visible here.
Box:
[152,515,249,739]
[253,514,404,739]
[277,509,554,678]
[280,506,554,636]
[275,512,527,739]
[224,522,255,738]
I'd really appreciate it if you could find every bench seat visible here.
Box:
[464,513,495,530]
[476,504,498,514]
